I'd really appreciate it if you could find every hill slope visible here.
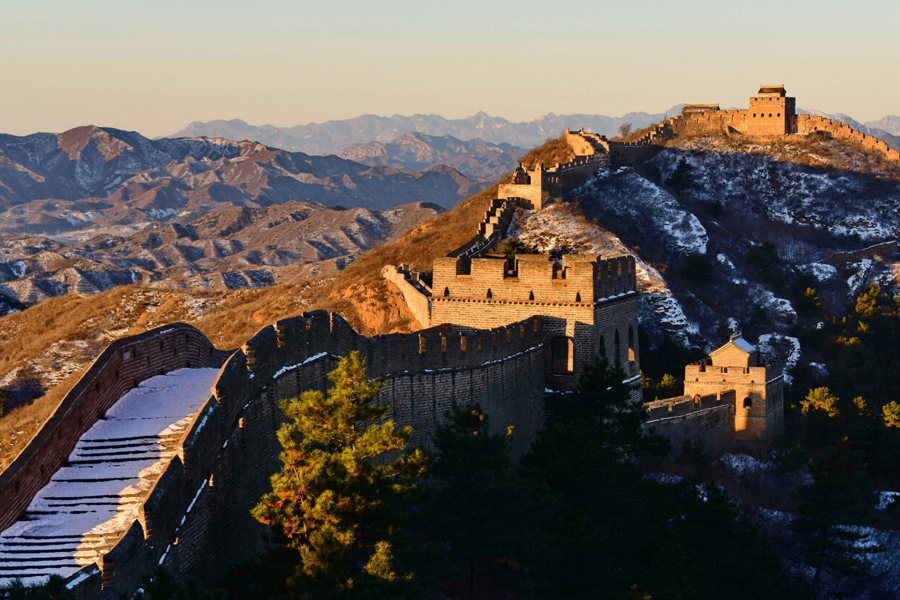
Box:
[4,130,900,472]
[0,201,441,312]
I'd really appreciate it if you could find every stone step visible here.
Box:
[0,562,81,572]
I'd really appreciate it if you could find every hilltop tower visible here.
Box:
[744,85,796,136]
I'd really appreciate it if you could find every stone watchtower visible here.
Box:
[682,337,785,451]
[430,253,640,392]
[746,85,796,136]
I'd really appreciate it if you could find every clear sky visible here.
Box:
[1,0,897,137]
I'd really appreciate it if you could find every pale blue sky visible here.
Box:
[1,0,897,137]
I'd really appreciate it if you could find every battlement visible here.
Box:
[448,198,517,258]
[682,104,721,115]
[644,389,737,421]
[643,391,737,457]
[498,129,610,209]
[432,253,636,304]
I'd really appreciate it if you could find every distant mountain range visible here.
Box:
[337,132,526,182]
[168,110,682,155]
[0,126,478,238]
[170,108,900,155]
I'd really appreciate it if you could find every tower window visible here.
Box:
[528,290,535,301]
[743,397,752,409]
[443,287,449,297]
[486,289,492,299]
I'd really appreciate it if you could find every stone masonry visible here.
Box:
[645,337,785,457]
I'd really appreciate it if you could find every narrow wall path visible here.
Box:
[0,368,218,586]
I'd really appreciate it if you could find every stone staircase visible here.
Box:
[0,369,218,587]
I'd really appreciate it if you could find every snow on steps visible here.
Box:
[0,368,219,586]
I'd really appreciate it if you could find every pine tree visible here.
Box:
[410,404,536,599]
[252,352,427,598]
[791,439,882,592]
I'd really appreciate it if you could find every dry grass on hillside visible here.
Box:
[612,123,659,143]
[517,136,574,170]
[316,183,501,334]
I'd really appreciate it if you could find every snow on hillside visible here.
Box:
[510,205,699,344]
[578,167,708,255]
[655,140,900,242]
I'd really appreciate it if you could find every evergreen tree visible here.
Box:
[665,158,695,192]
[253,352,427,598]
[522,359,666,598]
[0,576,73,600]
[790,440,882,592]
[405,405,539,600]
[800,387,840,418]
[635,483,806,600]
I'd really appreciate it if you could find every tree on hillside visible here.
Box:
[882,401,900,428]
[635,483,807,600]
[404,405,540,600]
[791,440,882,593]
[801,387,840,418]
[665,158,695,192]
[521,360,667,598]
[855,282,882,319]
[618,122,633,137]
[0,575,74,600]
[746,242,781,283]
[252,352,427,599]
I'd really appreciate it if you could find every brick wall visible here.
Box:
[14,311,549,597]
[644,393,736,458]
[381,264,431,327]
[0,324,228,534]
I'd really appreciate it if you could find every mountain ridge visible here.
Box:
[167,107,900,155]
[0,125,478,239]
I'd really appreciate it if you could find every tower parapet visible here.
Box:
[431,253,639,390]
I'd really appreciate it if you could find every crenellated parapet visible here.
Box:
[498,129,610,209]
[0,324,228,535]
[432,254,636,305]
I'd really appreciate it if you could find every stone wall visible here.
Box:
[0,324,228,534]
[683,362,784,451]
[432,254,640,390]
[7,311,547,598]
[644,392,737,458]
[796,114,900,162]
[159,311,546,587]
[381,264,431,328]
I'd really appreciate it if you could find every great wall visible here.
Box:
[7,83,889,596]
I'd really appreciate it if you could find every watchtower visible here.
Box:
[430,253,639,391]
[683,337,785,452]
[745,85,796,136]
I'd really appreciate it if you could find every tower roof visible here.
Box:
[757,85,786,97]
